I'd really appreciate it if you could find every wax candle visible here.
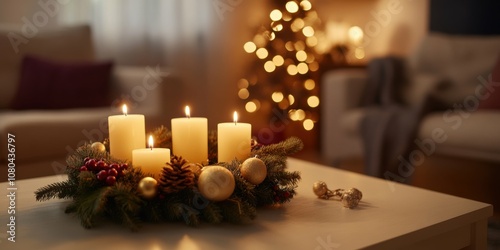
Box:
[133,136,170,177]
[218,111,251,162]
[108,104,146,161]
[171,106,208,164]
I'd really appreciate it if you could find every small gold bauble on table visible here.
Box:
[312,181,329,197]
[91,142,106,152]
[138,177,158,199]
[240,157,267,185]
[198,166,235,201]
[341,192,360,209]
[312,181,363,209]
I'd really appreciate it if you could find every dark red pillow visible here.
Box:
[478,55,500,110]
[10,55,113,110]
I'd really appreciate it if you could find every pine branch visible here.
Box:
[252,137,303,157]
[271,171,301,187]
[74,187,112,229]
[260,154,287,172]
[208,130,218,164]
[152,125,172,149]
[201,203,223,224]
[219,197,256,224]
[35,180,77,201]
[65,202,78,214]
[76,171,101,196]
[110,183,143,213]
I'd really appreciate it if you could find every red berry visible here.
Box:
[106,176,116,186]
[274,196,280,202]
[85,159,97,170]
[118,169,126,177]
[79,166,88,172]
[84,157,91,163]
[109,163,120,170]
[284,191,290,198]
[97,160,108,170]
[120,163,129,170]
[108,168,118,177]
[97,170,108,181]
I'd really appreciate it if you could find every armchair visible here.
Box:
[321,33,500,174]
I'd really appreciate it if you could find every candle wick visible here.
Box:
[150,145,153,150]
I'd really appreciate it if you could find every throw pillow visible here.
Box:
[10,55,113,110]
[478,55,500,110]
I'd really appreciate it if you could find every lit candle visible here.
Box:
[171,106,208,164]
[108,104,146,161]
[132,135,170,177]
[217,111,251,162]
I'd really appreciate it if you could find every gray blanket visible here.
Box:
[360,57,434,177]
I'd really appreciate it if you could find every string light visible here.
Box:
[303,119,314,130]
[285,1,299,13]
[243,41,256,53]
[297,62,309,74]
[238,88,249,99]
[307,96,320,107]
[273,55,284,66]
[304,79,315,90]
[302,26,315,37]
[240,0,323,132]
[264,61,276,72]
[272,92,284,102]
[245,101,257,113]
[270,9,282,21]
[296,50,307,61]
[300,1,312,11]
[256,48,268,59]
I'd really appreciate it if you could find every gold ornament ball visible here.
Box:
[346,188,363,201]
[198,166,235,201]
[341,193,360,209]
[240,157,267,185]
[138,177,158,199]
[91,142,106,152]
[312,181,328,197]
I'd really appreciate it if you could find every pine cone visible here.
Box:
[159,155,195,194]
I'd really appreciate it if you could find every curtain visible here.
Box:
[58,0,214,67]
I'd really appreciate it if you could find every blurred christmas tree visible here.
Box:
[238,0,327,138]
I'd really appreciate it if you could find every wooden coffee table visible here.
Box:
[1,158,492,249]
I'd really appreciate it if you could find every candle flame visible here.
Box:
[122,104,128,116]
[185,106,191,118]
[148,135,154,149]
[233,111,238,124]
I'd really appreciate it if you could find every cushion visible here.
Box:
[478,55,500,109]
[10,55,113,110]
[0,25,95,109]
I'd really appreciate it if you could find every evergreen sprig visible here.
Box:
[34,128,303,230]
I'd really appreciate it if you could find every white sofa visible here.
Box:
[0,25,182,180]
[321,33,500,169]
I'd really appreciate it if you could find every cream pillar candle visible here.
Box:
[218,111,251,162]
[108,105,146,161]
[171,106,208,164]
[132,136,170,177]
